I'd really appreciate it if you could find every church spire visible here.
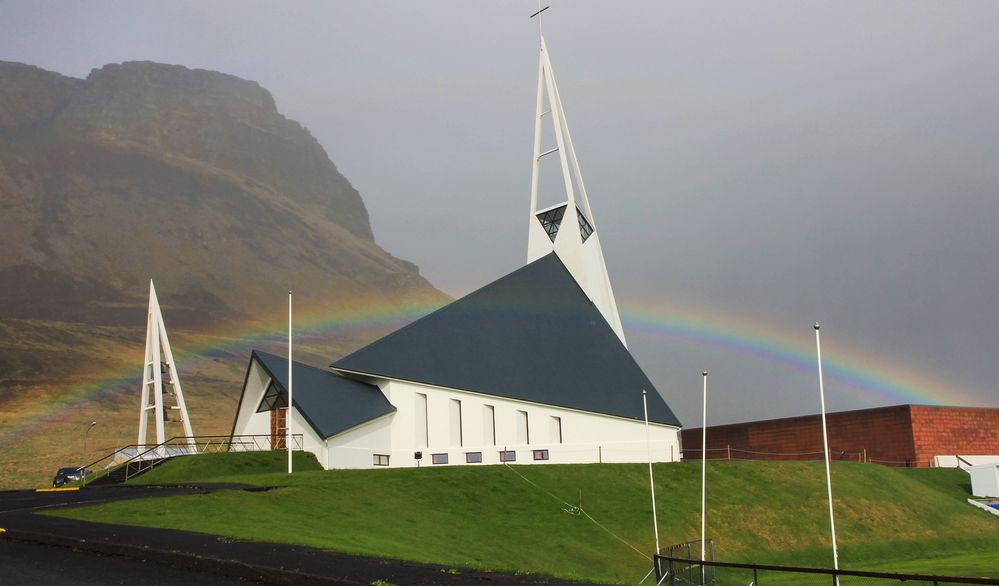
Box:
[527,35,627,346]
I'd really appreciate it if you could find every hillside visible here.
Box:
[0,60,448,488]
[50,457,999,584]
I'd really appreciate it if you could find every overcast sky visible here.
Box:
[4,1,998,426]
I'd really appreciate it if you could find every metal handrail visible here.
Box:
[81,434,305,484]
[654,554,999,585]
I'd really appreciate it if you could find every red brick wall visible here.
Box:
[683,405,918,465]
[682,405,999,467]
[910,405,999,466]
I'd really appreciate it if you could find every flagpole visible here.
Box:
[287,290,293,475]
[815,323,839,582]
[701,371,708,574]
[643,390,660,556]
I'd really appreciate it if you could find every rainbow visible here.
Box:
[618,297,983,408]
[0,296,443,446]
[1,292,985,448]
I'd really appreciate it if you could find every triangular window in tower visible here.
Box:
[577,207,594,243]
[536,204,567,242]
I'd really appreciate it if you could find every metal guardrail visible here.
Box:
[655,541,715,585]
[82,434,305,485]
[653,554,999,585]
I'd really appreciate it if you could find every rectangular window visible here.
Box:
[415,393,428,448]
[516,410,529,445]
[550,416,562,444]
[373,454,390,466]
[450,398,462,446]
[499,450,516,462]
[465,452,482,464]
[432,453,448,465]
[533,449,549,461]
[483,404,496,445]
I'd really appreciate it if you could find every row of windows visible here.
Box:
[374,448,552,467]
[429,449,550,465]
[415,393,563,449]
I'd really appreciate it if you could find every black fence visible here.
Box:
[653,555,999,585]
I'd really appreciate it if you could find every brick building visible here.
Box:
[681,405,999,467]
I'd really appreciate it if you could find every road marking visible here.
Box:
[34,487,81,493]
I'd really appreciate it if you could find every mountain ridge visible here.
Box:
[0,59,448,487]
[0,59,442,325]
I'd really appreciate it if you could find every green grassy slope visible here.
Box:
[48,455,999,584]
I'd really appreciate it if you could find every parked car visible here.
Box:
[52,467,90,487]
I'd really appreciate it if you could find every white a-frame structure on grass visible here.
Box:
[137,280,195,450]
[528,34,625,347]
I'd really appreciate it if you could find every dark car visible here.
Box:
[52,467,89,487]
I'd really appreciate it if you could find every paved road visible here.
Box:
[0,484,602,585]
[0,539,261,585]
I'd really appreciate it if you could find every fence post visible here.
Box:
[727,445,731,460]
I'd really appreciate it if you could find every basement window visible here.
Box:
[499,450,516,463]
[465,452,482,464]
[533,449,550,461]
[373,454,390,467]
[432,453,449,465]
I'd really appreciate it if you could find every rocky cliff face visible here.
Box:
[0,60,443,326]
[0,60,450,488]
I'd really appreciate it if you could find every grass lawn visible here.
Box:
[47,454,999,584]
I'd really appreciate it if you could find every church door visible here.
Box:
[270,407,287,449]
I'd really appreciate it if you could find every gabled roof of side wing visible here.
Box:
[331,253,680,427]
[252,350,395,438]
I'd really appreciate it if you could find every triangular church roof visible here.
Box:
[331,253,681,427]
[251,350,396,438]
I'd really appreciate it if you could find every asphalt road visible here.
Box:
[0,539,261,585]
[0,484,602,585]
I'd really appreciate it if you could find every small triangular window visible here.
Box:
[577,208,594,242]
[256,380,287,413]
[536,205,568,243]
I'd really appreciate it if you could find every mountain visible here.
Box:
[0,60,441,326]
[0,61,448,487]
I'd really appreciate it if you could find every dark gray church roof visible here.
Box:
[250,350,396,438]
[331,253,681,427]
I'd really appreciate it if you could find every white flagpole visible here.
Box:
[815,323,839,581]
[287,290,293,475]
[701,371,708,570]
[643,390,660,556]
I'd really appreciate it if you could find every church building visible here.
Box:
[230,35,683,469]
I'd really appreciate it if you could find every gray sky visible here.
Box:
[4,1,998,426]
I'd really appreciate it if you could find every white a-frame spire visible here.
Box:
[137,280,195,450]
[528,35,626,346]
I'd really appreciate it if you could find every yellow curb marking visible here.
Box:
[35,487,81,493]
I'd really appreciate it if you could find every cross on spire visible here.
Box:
[530,4,550,38]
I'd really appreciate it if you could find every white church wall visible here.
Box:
[232,359,328,465]
[289,407,326,465]
[232,361,272,440]
[326,414,394,469]
[368,377,679,468]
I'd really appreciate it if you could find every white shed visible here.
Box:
[970,463,999,498]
